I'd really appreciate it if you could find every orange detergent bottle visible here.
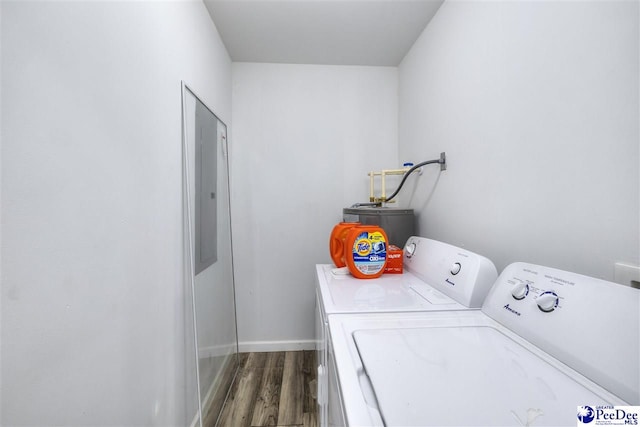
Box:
[329,222,360,267]
[344,225,388,279]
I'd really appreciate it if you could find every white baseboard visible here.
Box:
[189,410,199,427]
[238,339,316,353]
[189,352,236,427]
[198,343,236,359]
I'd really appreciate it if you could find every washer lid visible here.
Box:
[353,326,619,426]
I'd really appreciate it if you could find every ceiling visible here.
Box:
[203,0,444,66]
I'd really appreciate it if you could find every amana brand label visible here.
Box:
[351,231,387,275]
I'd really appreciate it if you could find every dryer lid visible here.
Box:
[319,264,463,314]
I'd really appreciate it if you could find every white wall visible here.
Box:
[231,63,398,349]
[398,0,639,280]
[1,2,231,425]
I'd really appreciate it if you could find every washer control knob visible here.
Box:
[405,242,417,258]
[537,291,559,312]
[511,282,529,300]
[450,262,462,275]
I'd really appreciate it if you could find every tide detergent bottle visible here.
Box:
[344,225,388,279]
[329,222,360,267]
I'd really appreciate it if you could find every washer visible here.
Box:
[315,236,499,426]
[328,262,640,426]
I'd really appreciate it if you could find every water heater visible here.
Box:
[342,207,415,248]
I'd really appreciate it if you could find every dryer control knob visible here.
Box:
[405,242,417,258]
[450,262,462,275]
[511,282,529,300]
[536,292,559,312]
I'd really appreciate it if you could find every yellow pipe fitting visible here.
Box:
[368,166,411,204]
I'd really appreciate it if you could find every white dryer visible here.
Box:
[328,262,639,426]
[315,236,499,426]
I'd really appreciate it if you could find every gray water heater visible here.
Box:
[343,207,415,248]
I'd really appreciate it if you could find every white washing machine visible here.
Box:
[315,236,499,426]
[327,262,640,426]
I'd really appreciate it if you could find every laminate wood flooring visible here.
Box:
[215,351,317,427]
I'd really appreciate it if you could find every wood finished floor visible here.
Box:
[215,351,317,427]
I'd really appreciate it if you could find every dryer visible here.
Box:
[315,236,498,426]
[327,262,639,425]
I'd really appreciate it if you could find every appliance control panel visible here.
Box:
[482,262,639,404]
[402,236,497,308]
[507,275,561,312]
